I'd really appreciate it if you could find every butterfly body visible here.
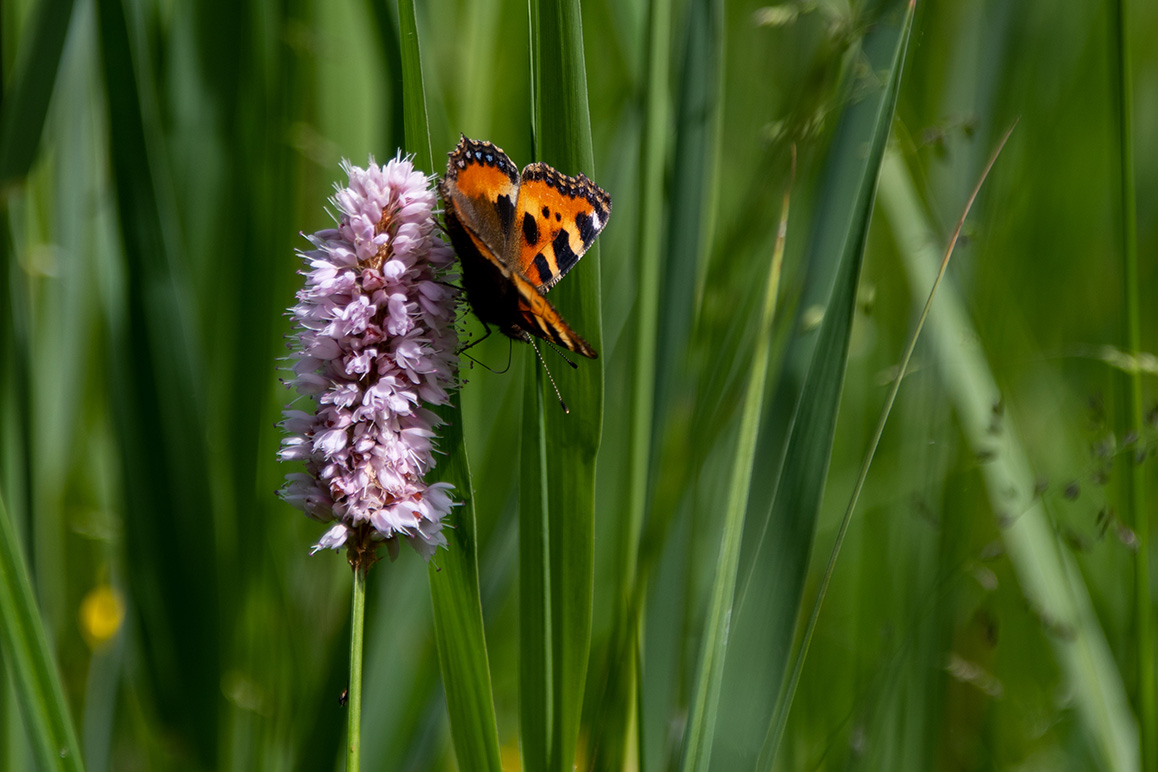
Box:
[440,136,610,359]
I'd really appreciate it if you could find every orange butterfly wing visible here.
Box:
[506,163,612,293]
[440,137,520,262]
[441,136,608,360]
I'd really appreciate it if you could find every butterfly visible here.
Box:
[439,135,611,361]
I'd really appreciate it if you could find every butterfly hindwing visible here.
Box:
[510,271,598,359]
[507,162,612,293]
[441,136,609,360]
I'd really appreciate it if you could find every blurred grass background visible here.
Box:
[2,0,1156,770]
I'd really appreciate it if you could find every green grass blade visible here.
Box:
[427,400,502,772]
[96,0,219,761]
[0,0,77,185]
[635,5,724,762]
[587,0,673,767]
[625,0,670,647]
[764,122,1016,770]
[0,492,85,772]
[679,153,790,772]
[362,0,406,155]
[397,7,502,769]
[652,0,723,424]
[520,366,554,769]
[634,4,724,765]
[708,3,915,767]
[523,1,603,770]
[0,210,31,601]
[398,0,433,171]
[880,148,1139,772]
[1110,1,1152,767]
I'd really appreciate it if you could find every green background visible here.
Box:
[1,0,1155,769]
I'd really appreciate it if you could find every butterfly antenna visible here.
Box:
[529,339,569,413]
[543,339,579,369]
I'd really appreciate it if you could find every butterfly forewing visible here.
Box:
[507,163,612,293]
[441,137,521,261]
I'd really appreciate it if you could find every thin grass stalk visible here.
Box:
[680,158,791,772]
[759,122,1016,769]
[880,149,1139,772]
[1110,2,1152,768]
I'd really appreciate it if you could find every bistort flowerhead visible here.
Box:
[279,155,459,560]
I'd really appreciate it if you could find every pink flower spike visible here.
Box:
[278,155,460,561]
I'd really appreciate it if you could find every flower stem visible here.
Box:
[347,558,367,771]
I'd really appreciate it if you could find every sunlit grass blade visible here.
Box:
[519,366,554,769]
[96,0,220,761]
[763,122,1016,769]
[399,0,433,170]
[679,151,790,772]
[0,492,85,772]
[710,2,915,766]
[397,6,502,769]
[0,0,77,185]
[523,1,604,770]
[1109,1,1152,766]
[427,400,502,772]
[880,149,1139,772]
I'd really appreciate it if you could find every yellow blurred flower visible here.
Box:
[79,585,124,649]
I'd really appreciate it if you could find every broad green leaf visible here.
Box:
[523,2,603,769]
[397,4,502,769]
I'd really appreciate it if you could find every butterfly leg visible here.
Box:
[459,320,495,354]
[458,323,515,375]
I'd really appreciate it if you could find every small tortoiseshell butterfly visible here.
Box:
[440,135,611,361]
